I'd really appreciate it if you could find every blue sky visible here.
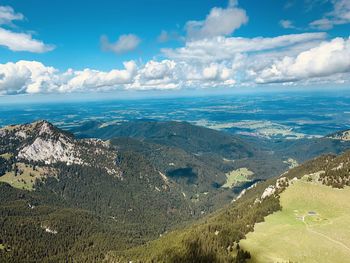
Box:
[0,0,349,96]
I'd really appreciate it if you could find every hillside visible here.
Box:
[0,121,195,262]
[108,149,350,262]
[1,120,350,262]
[72,120,350,186]
[72,120,256,160]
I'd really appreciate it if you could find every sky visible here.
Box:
[0,0,349,97]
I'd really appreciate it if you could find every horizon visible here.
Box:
[1,84,350,105]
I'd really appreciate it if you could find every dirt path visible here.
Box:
[302,215,350,253]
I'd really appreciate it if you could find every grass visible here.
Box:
[222,168,254,188]
[0,163,51,191]
[0,153,13,160]
[240,179,350,263]
[0,244,4,250]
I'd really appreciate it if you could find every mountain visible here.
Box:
[0,121,196,262]
[327,129,350,141]
[2,120,350,262]
[110,149,350,262]
[72,120,256,159]
[71,119,350,182]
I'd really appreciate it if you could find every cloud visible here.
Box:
[310,0,350,29]
[254,37,350,83]
[0,5,23,25]
[157,30,170,43]
[157,30,183,43]
[130,60,179,90]
[309,18,334,30]
[139,60,176,80]
[0,61,58,95]
[101,34,141,54]
[279,20,296,29]
[185,1,248,39]
[0,5,54,53]
[162,33,327,62]
[0,60,137,95]
[60,61,137,92]
[0,27,54,53]
[0,31,349,94]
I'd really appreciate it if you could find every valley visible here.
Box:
[1,119,350,262]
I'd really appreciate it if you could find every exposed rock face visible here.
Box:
[0,120,122,177]
[261,177,291,200]
[18,137,82,165]
[261,185,276,199]
[328,130,350,141]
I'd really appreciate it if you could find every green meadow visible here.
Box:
[222,168,254,188]
[0,163,49,191]
[241,179,350,263]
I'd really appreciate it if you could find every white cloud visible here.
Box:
[0,60,137,95]
[0,27,54,53]
[101,34,141,54]
[279,20,296,29]
[0,5,23,25]
[162,33,327,62]
[60,61,137,92]
[0,5,54,53]
[185,1,248,39]
[0,61,58,95]
[131,62,178,90]
[140,60,176,80]
[255,37,350,83]
[310,0,350,29]
[202,64,232,81]
[310,18,333,30]
[0,27,349,94]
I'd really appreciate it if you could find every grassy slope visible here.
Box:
[222,168,254,188]
[241,179,350,262]
[106,154,336,262]
[0,163,49,191]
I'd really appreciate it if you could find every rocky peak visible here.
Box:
[0,120,68,141]
[327,130,350,141]
[1,120,121,177]
[14,121,80,165]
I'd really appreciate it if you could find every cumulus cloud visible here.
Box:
[0,60,137,95]
[1,32,349,94]
[0,61,58,95]
[310,0,350,29]
[59,61,137,92]
[185,0,248,39]
[101,34,141,54]
[131,60,179,90]
[254,37,350,83]
[0,5,54,53]
[140,60,176,80]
